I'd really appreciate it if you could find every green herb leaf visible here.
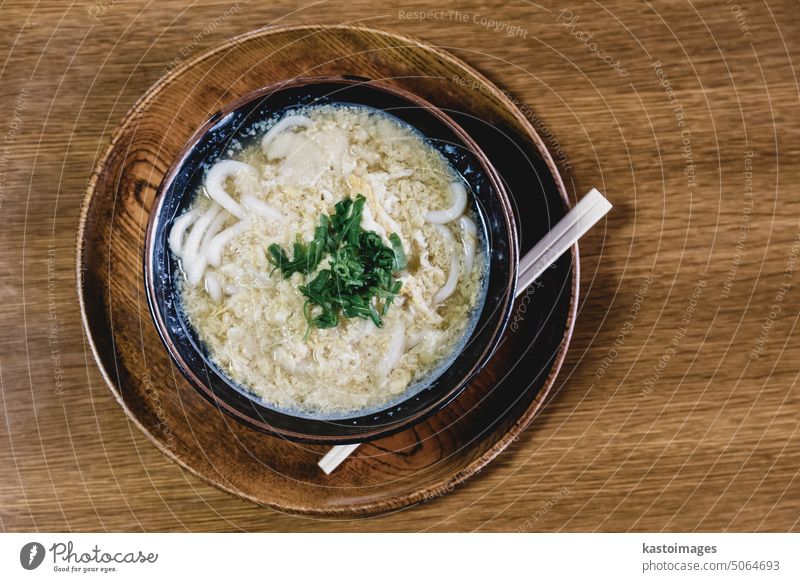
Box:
[389,233,407,271]
[267,195,408,334]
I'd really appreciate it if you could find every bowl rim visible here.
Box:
[143,74,519,443]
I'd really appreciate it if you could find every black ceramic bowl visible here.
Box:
[145,76,517,444]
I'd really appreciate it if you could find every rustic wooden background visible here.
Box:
[1,0,798,532]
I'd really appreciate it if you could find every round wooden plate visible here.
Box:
[78,25,577,516]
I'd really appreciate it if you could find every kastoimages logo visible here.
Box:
[20,542,46,570]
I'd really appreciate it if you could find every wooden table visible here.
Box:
[2,0,798,532]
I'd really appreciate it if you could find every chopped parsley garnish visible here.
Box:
[267,195,406,333]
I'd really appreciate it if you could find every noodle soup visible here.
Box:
[169,104,486,417]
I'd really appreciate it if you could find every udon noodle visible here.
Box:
[169,104,486,416]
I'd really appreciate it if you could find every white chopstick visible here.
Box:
[517,188,610,288]
[318,188,612,474]
[318,442,361,475]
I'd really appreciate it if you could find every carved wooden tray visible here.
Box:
[77,24,577,516]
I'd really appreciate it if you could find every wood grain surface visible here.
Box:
[1,0,799,531]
